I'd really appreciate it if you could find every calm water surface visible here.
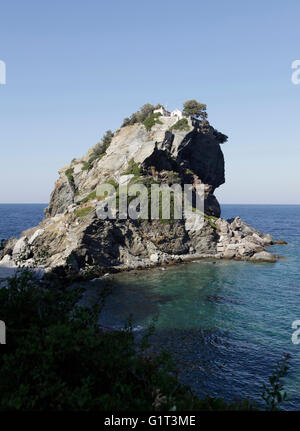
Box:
[98,205,300,409]
[1,204,299,409]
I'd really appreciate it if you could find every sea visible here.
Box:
[0,203,299,409]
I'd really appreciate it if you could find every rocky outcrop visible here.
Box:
[0,111,285,278]
[215,217,278,260]
[43,116,225,219]
[45,177,76,217]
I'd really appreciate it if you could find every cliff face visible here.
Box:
[0,114,280,278]
[45,116,225,218]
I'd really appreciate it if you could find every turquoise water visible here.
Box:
[98,205,300,409]
[1,204,299,409]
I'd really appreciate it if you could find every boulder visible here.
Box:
[250,251,277,262]
[150,253,160,263]
[119,174,134,186]
[223,248,236,259]
[0,254,16,268]
[12,237,29,256]
[251,233,265,246]
[28,229,45,245]
[215,219,230,234]
[262,233,275,246]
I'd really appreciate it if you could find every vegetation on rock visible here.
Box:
[123,159,141,177]
[94,130,114,156]
[183,99,207,119]
[75,206,94,218]
[65,167,74,182]
[143,112,163,131]
[82,130,114,172]
[121,103,160,127]
[169,118,190,132]
[79,190,97,204]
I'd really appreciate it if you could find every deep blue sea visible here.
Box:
[0,204,299,409]
[0,204,47,240]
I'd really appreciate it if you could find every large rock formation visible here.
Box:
[0,113,282,278]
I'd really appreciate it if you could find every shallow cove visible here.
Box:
[93,205,300,409]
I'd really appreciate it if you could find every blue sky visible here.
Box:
[0,0,299,204]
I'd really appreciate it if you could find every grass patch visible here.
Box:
[65,167,74,182]
[82,130,114,171]
[81,161,90,171]
[106,178,118,189]
[79,190,97,204]
[123,159,141,177]
[205,214,218,229]
[191,207,218,229]
[143,112,163,131]
[169,118,190,132]
[75,206,94,218]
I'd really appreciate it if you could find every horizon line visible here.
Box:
[0,202,299,206]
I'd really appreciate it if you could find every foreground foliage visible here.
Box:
[0,271,290,411]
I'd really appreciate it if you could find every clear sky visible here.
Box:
[0,0,299,204]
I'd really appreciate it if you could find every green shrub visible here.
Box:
[169,118,190,132]
[123,159,141,177]
[82,130,113,172]
[65,168,74,182]
[75,206,94,218]
[81,153,105,172]
[262,353,291,411]
[122,117,131,127]
[81,161,90,171]
[94,130,114,157]
[183,99,207,119]
[143,112,163,131]
[121,104,157,128]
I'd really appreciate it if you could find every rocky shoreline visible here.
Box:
[0,213,287,282]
